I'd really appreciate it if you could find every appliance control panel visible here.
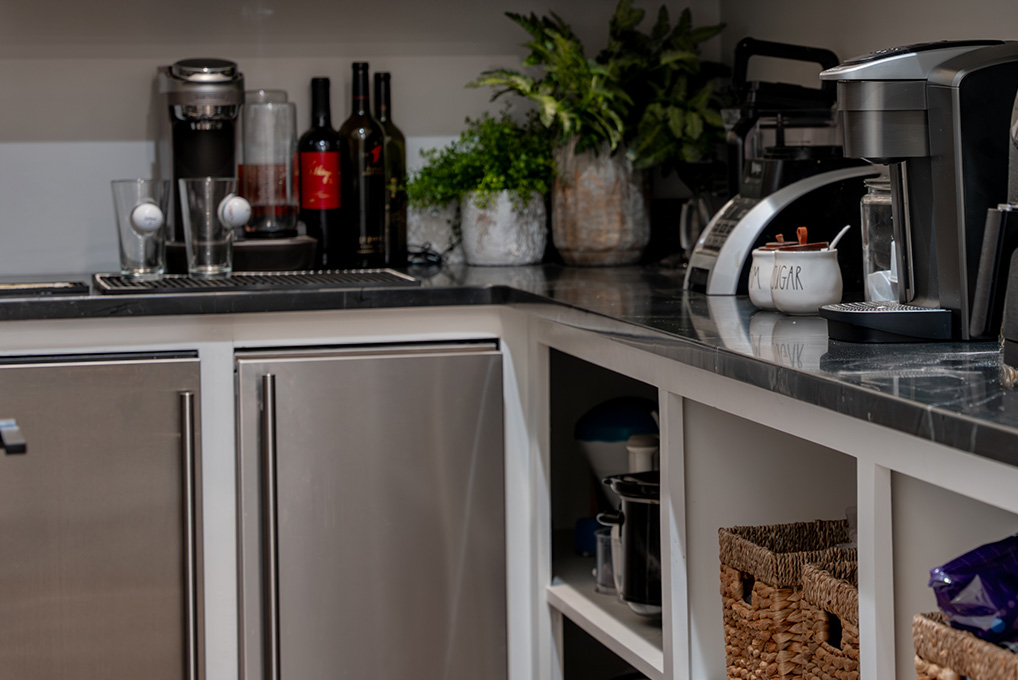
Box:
[699,197,760,253]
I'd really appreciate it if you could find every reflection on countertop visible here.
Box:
[419,264,1017,464]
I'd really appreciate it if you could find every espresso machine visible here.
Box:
[158,59,244,245]
[818,40,1018,341]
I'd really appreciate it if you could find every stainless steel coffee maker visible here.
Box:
[158,59,245,245]
[819,40,1018,341]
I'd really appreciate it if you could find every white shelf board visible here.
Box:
[547,551,664,680]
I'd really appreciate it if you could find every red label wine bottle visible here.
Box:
[374,72,408,269]
[338,62,386,269]
[298,77,342,268]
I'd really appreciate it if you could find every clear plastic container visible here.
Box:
[861,176,897,302]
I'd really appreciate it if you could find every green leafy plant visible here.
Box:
[599,2,728,169]
[406,111,556,210]
[469,0,728,173]
[469,12,630,155]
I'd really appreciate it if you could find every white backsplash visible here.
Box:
[0,136,455,278]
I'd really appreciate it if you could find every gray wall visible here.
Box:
[719,0,1018,85]
[0,0,717,276]
[2,0,1015,275]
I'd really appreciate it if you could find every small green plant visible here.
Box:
[468,0,728,174]
[406,111,556,210]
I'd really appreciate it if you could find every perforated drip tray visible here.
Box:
[93,269,419,295]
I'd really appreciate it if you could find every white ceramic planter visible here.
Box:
[460,190,547,266]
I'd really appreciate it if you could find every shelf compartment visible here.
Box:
[547,551,664,680]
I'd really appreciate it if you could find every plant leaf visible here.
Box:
[651,6,670,43]
[676,8,692,35]
[689,23,726,45]
[667,108,685,138]
[660,49,698,67]
[611,0,644,32]
[701,108,723,128]
[685,111,703,139]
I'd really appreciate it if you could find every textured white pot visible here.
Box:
[552,139,650,266]
[460,190,547,266]
[407,203,464,264]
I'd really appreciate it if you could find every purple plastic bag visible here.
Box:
[929,533,1018,642]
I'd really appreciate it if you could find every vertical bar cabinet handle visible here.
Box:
[261,374,281,680]
[180,391,199,680]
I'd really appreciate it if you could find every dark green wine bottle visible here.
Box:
[374,72,408,268]
[338,62,386,268]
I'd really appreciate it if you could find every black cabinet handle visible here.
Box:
[180,392,199,680]
[261,374,280,680]
[0,419,26,454]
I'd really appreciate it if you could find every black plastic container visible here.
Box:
[598,471,661,616]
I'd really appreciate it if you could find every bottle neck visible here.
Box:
[351,64,371,116]
[374,74,392,123]
[310,78,332,129]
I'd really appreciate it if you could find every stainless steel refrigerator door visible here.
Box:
[0,354,203,680]
[237,343,506,680]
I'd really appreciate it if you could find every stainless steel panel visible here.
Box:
[0,356,203,680]
[841,109,929,161]
[237,343,506,680]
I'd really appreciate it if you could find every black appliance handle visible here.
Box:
[732,37,841,98]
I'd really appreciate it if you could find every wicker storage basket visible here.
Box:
[914,611,1018,680]
[719,519,857,680]
[801,562,859,680]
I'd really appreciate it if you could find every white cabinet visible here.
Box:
[528,314,1018,680]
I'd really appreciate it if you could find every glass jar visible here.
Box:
[860,176,897,302]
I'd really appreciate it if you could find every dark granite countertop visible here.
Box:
[2,264,1016,466]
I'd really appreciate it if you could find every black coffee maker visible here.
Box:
[819,41,1018,341]
[725,38,844,198]
[685,38,874,296]
[158,59,244,246]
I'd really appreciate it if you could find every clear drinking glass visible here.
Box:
[179,177,250,277]
[111,179,170,278]
[238,90,299,239]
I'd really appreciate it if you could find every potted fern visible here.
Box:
[406,111,555,266]
[470,0,726,265]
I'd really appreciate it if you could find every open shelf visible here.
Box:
[548,545,664,680]
[547,349,662,678]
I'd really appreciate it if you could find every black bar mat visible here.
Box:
[93,270,419,295]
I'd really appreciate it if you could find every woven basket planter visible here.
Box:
[914,611,1018,680]
[719,519,857,680]
[801,562,859,680]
